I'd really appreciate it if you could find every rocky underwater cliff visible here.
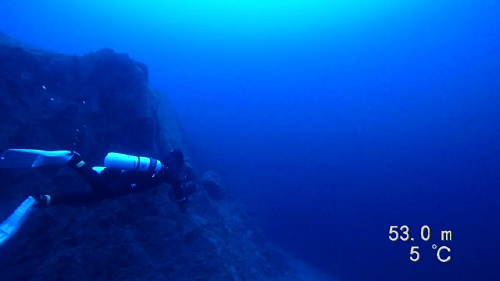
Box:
[0,33,325,281]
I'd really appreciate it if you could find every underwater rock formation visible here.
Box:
[0,32,317,281]
[201,170,225,200]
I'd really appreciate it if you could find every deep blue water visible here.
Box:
[1,1,500,280]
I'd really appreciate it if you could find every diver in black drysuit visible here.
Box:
[35,149,196,211]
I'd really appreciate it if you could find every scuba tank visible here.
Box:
[104,152,162,172]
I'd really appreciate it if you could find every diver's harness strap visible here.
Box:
[147,158,158,173]
[135,156,140,170]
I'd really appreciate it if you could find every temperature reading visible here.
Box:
[432,244,451,262]
[410,246,420,262]
[389,225,453,262]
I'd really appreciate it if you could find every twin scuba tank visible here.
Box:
[95,152,162,173]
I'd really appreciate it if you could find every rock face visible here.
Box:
[0,33,308,281]
[201,170,225,200]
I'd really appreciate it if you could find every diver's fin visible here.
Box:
[0,149,73,168]
[92,166,106,174]
[0,196,36,247]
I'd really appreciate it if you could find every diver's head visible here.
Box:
[170,149,184,166]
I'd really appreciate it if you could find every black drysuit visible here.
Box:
[47,153,185,206]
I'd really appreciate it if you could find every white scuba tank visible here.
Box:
[104,152,162,172]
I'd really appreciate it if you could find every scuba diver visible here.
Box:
[0,148,197,247]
